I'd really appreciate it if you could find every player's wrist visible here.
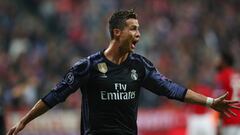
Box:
[206,97,214,107]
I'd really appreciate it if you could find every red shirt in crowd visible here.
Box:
[216,67,240,125]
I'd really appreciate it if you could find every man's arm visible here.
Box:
[185,89,240,117]
[7,58,91,135]
[184,89,209,106]
[7,100,49,135]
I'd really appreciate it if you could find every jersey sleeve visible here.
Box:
[141,57,187,101]
[42,58,91,108]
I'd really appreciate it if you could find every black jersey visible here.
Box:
[42,51,187,135]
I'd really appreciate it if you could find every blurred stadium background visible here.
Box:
[1,0,240,135]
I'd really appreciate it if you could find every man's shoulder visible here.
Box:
[72,51,102,71]
[86,51,101,60]
[130,53,154,68]
[87,51,105,66]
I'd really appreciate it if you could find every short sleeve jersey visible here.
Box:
[42,51,187,135]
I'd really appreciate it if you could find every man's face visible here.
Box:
[118,18,141,53]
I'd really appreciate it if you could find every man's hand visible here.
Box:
[7,121,26,135]
[7,100,50,135]
[211,92,240,117]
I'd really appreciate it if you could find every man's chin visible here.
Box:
[129,46,136,52]
[129,48,135,53]
[119,47,134,54]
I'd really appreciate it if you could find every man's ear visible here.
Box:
[113,29,121,38]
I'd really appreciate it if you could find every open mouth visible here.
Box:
[131,44,136,49]
[131,41,138,49]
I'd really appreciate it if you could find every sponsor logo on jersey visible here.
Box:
[101,91,136,100]
[131,69,138,80]
[100,83,136,101]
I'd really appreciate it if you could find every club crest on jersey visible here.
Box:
[97,62,108,78]
[131,69,138,80]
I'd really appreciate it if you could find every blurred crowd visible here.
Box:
[1,0,240,110]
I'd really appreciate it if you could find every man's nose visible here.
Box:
[136,30,141,38]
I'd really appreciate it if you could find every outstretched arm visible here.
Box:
[7,100,50,135]
[184,89,240,117]
[7,58,90,135]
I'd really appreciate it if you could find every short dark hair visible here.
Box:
[108,9,137,39]
[221,51,234,66]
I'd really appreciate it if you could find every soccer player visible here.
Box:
[215,51,240,135]
[8,9,240,135]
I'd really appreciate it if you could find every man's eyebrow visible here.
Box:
[130,25,139,28]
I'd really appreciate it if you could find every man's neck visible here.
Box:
[104,40,129,65]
